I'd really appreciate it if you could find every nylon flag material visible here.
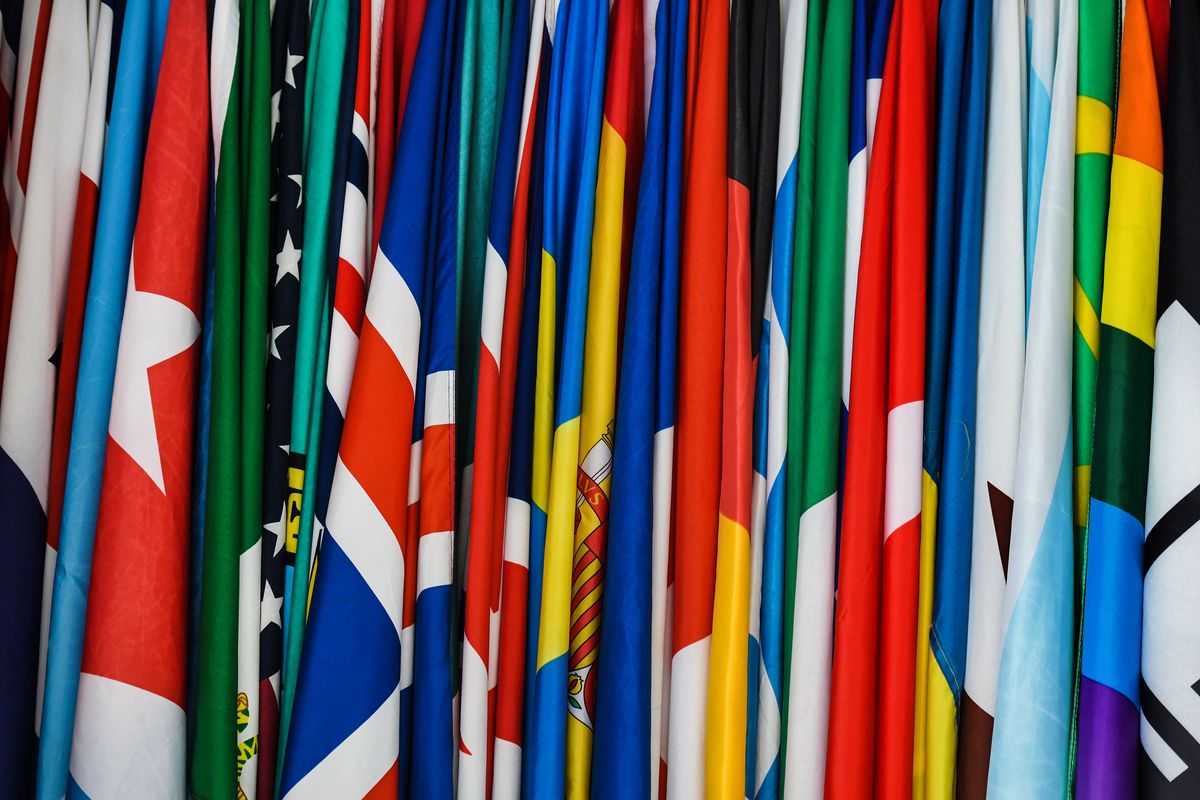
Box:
[1141,4,1200,794]
[191,0,271,789]
[277,0,458,794]
[590,0,685,796]
[753,1,806,796]
[458,0,535,790]
[0,0,65,782]
[873,0,932,792]
[491,8,550,798]
[920,0,988,795]
[1069,0,1117,780]
[1076,0,1165,796]
[0,0,25,383]
[0,0,97,786]
[788,0,855,789]
[665,0,726,795]
[527,0,609,795]
[707,0,754,793]
[912,0,964,790]
[276,0,351,752]
[562,0,642,793]
[35,0,124,793]
[957,1,1026,794]
[456,0,512,535]
[34,0,170,792]
[258,0,309,788]
[64,0,209,792]
[988,2,1077,795]
[741,1,781,796]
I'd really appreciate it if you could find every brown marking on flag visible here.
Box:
[988,482,1014,579]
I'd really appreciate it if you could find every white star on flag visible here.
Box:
[108,264,201,494]
[275,231,301,284]
[270,324,290,359]
[261,578,284,632]
[264,500,288,557]
[284,46,304,89]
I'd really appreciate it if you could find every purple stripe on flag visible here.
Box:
[1076,677,1139,800]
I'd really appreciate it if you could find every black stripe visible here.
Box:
[1144,481,1200,575]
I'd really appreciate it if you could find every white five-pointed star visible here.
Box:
[284,47,304,89]
[275,231,301,284]
[261,579,284,632]
[108,264,201,494]
[270,323,291,359]
[271,89,281,136]
[264,500,287,558]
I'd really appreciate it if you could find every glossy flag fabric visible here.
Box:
[65,0,209,791]
[957,2,1026,794]
[33,0,170,792]
[191,0,271,789]
[753,1,805,796]
[458,0,534,790]
[919,0,988,795]
[988,1,1077,795]
[492,7,550,797]
[1141,4,1200,794]
[665,0,725,795]
[1069,0,1117,779]
[35,0,125,792]
[527,0,609,795]
[257,0,309,787]
[590,1,685,796]
[1076,0,1166,796]
[564,0,642,792]
[0,0,101,787]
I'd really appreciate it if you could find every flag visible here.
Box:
[957,1,1027,794]
[64,0,209,791]
[562,0,642,793]
[751,0,806,795]
[706,0,756,793]
[459,0,538,791]
[665,0,726,794]
[741,0,781,793]
[919,0,989,795]
[457,0,514,536]
[1141,4,1200,794]
[988,1,1077,795]
[591,0,685,796]
[0,0,107,786]
[0,0,23,381]
[190,0,271,789]
[1068,0,1117,777]
[276,0,458,793]
[492,9,551,798]
[35,0,125,793]
[520,8,559,798]
[275,0,352,759]
[1076,0,1166,796]
[527,0,609,795]
[257,0,309,788]
[0,0,64,782]
[872,0,932,792]
[31,0,169,792]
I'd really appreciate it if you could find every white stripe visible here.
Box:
[480,241,508,362]
[209,0,239,168]
[650,425,674,799]
[883,400,924,539]
[423,370,455,429]
[280,685,399,799]
[417,529,454,594]
[492,738,522,800]
[237,539,262,799]
[503,498,531,568]
[365,249,422,382]
[326,458,406,636]
[782,492,836,799]
[337,185,368,277]
[457,647,489,799]
[665,637,709,800]
[325,313,359,415]
[70,674,186,799]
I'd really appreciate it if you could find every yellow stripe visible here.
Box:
[1074,277,1101,359]
[706,513,751,799]
[1075,95,1113,156]
[537,414,582,668]
[1099,155,1162,347]
[912,471,938,798]
[1074,465,1092,528]
[532,251,558,517]
[923,667,959,800]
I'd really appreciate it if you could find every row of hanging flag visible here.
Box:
[0,0,1195,797]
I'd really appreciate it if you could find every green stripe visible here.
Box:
[1089,325,1155,520]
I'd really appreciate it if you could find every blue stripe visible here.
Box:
[1081,498,1144,707]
